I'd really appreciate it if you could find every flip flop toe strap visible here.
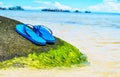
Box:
[23,24,34,37]
[33,25,53,35]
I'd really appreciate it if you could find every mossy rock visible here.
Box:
[0,16,88,68]
[0,16,64,61]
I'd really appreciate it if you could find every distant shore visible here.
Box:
[0,6,92,13]
[0,6,24,10]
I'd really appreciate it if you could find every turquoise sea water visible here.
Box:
[0,10,120,29]
[0,10,120,42]
[0,10,120,40]
[0,11,120,41]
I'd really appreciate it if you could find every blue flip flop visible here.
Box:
[16,24,46,45]
[33,25,55,44]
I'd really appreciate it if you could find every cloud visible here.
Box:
[34,0,51,5]
[0,2,14,8]
[0,2,3,5]
[43,1,51,5]
[86,0,120,12]
[34,0,73,10]
[34,0,42,3]
[104,0,117,3]
[54,1,72,10]
[23,6,47,10]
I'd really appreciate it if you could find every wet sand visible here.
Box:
[0,23,120,77]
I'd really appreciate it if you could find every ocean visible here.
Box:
[0,10,120,44]
[0,10,120,76]
[0,10,120,29]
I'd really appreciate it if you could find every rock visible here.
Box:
[0,16,63,61]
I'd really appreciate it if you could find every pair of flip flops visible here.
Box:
[16,24,55,45]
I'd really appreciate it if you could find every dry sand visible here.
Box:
[0,24,120,77]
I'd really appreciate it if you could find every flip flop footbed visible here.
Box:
[33,26,55,43]
[16,24,46,45]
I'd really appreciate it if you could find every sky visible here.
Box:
[0,0,120,12]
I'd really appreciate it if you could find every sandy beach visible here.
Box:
[0,11,120,77]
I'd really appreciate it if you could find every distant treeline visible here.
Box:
[41,9,91,13]
[41,9,70,12]
[0,6,24,10]
[0,6,91,13]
